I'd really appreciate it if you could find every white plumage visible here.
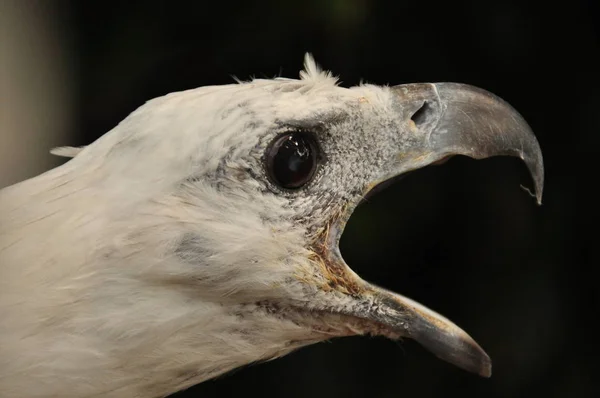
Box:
[0,54,543,397]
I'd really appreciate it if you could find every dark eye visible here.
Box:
[266,131,320,190]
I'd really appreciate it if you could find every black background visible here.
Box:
[23,1,600,397]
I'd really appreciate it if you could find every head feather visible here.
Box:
[50,146,85,158]
[299,53,338,86]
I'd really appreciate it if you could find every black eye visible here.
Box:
[266,131,320,190]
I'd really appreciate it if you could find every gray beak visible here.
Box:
[326,83,544,378]
[388,82,543,204]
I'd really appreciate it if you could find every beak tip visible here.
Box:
[464,339,492,378]
[463,336,492,378]
[438,338,493,378]
[479,354,493,378]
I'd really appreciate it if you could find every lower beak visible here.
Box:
[321,83,544,377]
[363,287,491,377]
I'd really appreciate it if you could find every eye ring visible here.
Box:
[265,131,320,190]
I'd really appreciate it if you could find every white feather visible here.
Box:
[50,146,85,158]
[0,54,391,397]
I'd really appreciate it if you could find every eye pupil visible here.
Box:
[267,132,319,189]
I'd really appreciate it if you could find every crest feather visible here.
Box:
[299,53,338,85]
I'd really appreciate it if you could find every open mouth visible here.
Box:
[280,83,543,377]
[316,172,493,377]
[257,168,494,377]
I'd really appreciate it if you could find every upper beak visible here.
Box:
[386,82,543,204]
[324,83,544,378]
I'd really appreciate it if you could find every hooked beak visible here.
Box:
[318,83,544,378]
[385,82,543,204]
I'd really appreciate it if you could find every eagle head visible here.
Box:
[0,54,543,397]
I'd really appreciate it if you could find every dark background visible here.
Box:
[5,0,598,397]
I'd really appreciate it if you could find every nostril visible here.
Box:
[411,101,432,127]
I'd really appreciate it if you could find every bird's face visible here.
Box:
[109,55,541,381]
[22,55,542,395]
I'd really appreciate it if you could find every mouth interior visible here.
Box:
[339,156,511,290]
[339,165,442,285]
[332,162,495,377]
[357,173,411,207]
